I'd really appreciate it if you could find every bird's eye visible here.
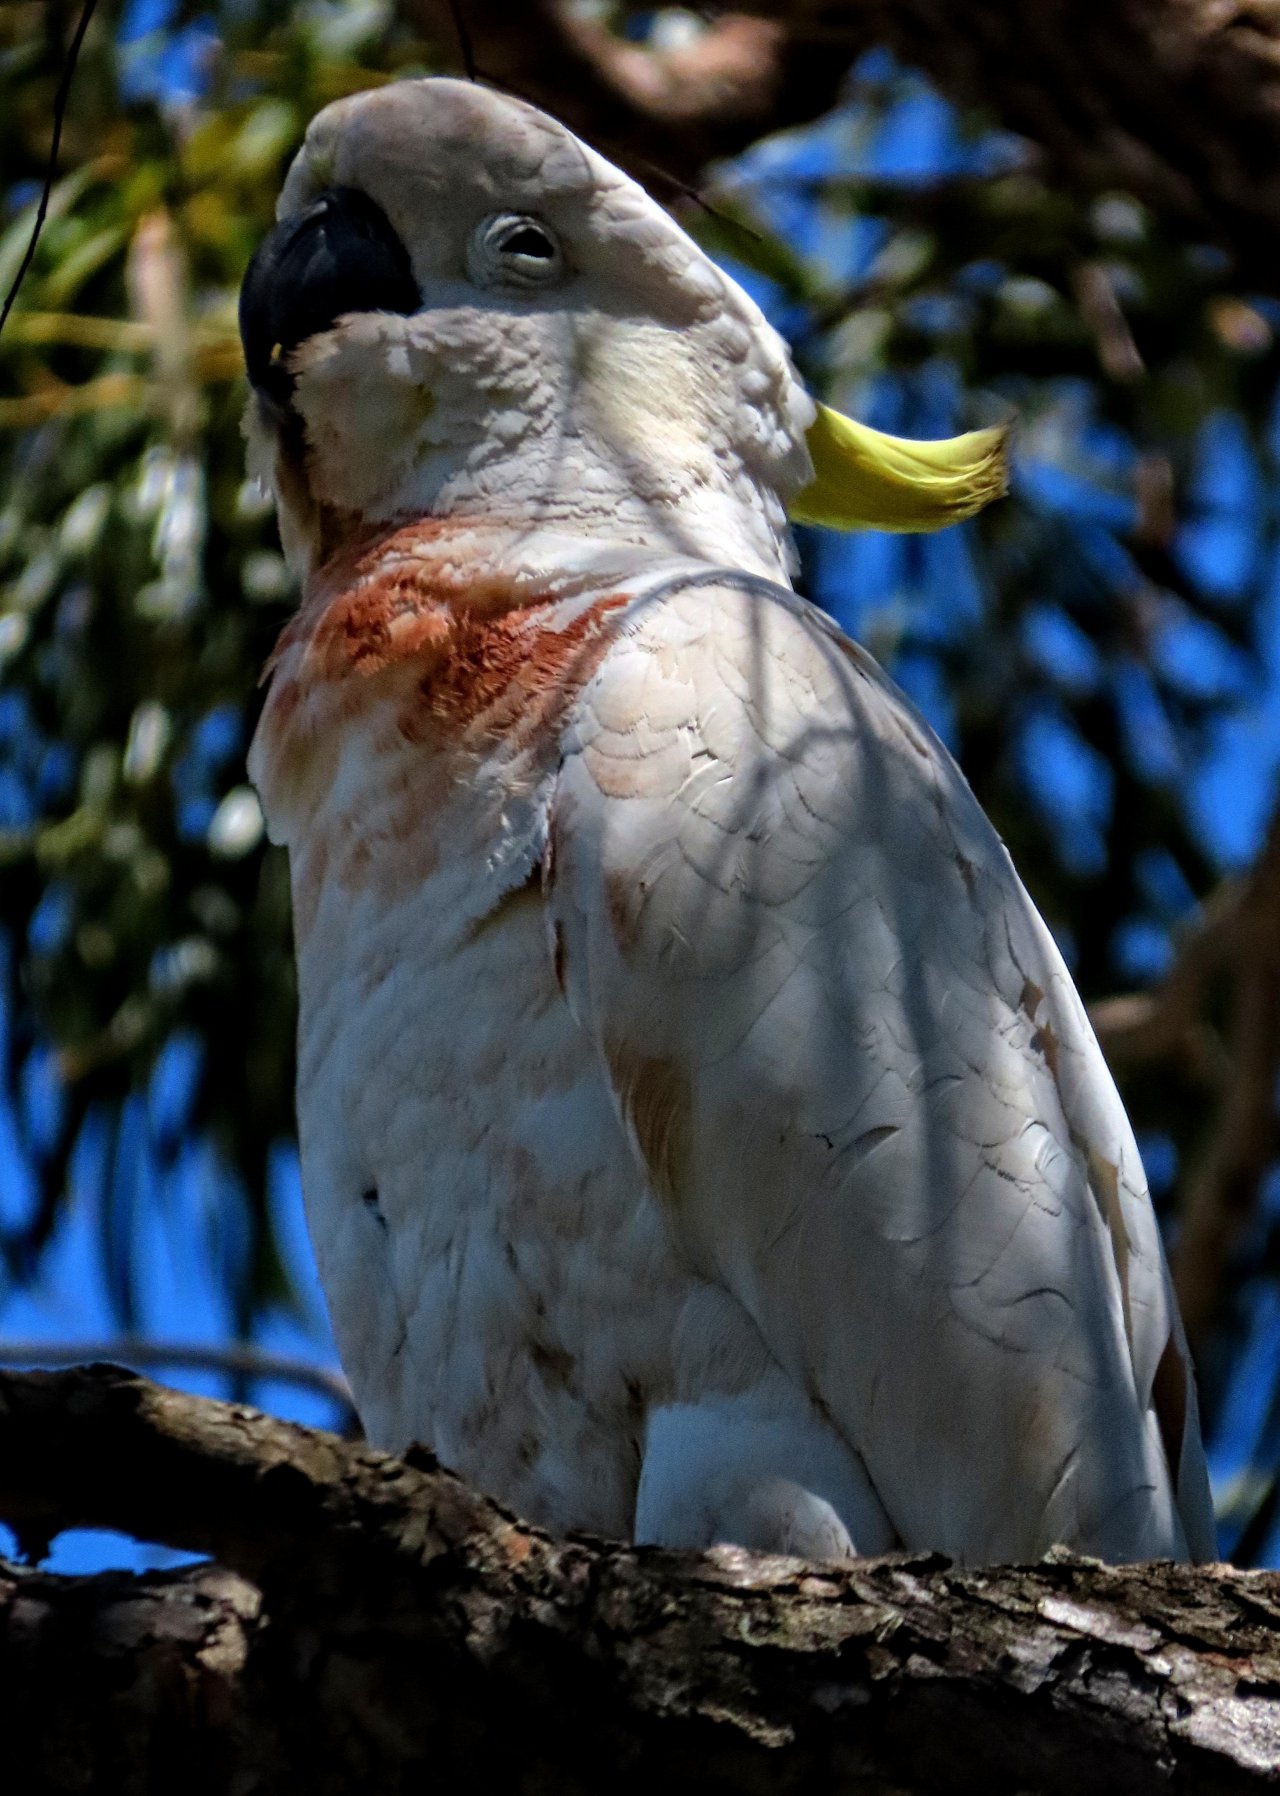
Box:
[468,213,565,289]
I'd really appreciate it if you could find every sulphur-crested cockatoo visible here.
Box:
[240,76,1214,1565]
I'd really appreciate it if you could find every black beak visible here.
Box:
[239,186,420,418]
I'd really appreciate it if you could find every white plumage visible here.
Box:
[241,76,1215,1564]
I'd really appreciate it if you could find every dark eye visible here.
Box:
[468,213,565,289]
[498,224,555,259]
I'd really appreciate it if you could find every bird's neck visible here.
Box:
[267,416,799,592]
[306,513,716,611]
[249,515,712,849]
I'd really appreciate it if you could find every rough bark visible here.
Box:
[404,1,1280,285]
[3,1365,1280,1795]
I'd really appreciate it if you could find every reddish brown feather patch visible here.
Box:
[255,520,632,860]
[262,517,628,756]
[402,595,628,749]
[256,521,634,950]
[1019,978,1045,1018]
[1019,978,1062,1085]
[1030,1018,1061,1081]
[604,868,641,955]
[605,1038,692,1210]
[266,517,520,680]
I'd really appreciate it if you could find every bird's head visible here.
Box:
[241,77,1006,584]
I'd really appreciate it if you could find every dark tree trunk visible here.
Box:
[3,1366,1279,1794]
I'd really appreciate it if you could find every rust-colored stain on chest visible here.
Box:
[402,595,628,749]
[605,1037,693,1212]
[255,519,633,928]
[262,518,629,756]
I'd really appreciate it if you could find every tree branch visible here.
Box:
[3,1365,1280,1793]
[401,3,848,196]
[0,1338,354,1423]
[404,2,1280,287]
[1091,799,1280,1343]
[805,0,1280,286]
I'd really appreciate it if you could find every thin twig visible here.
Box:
[0,1339,354,1418]
[0,0,100,340]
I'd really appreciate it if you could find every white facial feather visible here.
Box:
[246,78,814,581]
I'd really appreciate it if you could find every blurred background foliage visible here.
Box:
[1,2,1278,1560]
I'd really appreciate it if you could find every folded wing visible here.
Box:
[547,571,1215,1564]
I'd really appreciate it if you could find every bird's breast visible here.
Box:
[248,521,630,851]
[269,581,702,1532]
[292,801,702,1533]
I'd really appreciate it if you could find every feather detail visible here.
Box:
[249,520,629,845]
[790,405,1010,533]
[546,567,1215,1564]
[605,1037,693,1211]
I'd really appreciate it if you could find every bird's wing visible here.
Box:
[547,569,1215,1564]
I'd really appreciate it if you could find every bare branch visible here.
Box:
[1091,798,1280,1341]
[3,1366,1280,1793]
[0,1340,354,1422]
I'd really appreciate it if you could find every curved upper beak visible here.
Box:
[239,185,420,419]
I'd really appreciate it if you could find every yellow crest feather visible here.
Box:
[789,403,1010,533]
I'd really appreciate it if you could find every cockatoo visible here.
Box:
[240,76,1215,1565]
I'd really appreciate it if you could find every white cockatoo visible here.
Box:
[240,76,1215,1565]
